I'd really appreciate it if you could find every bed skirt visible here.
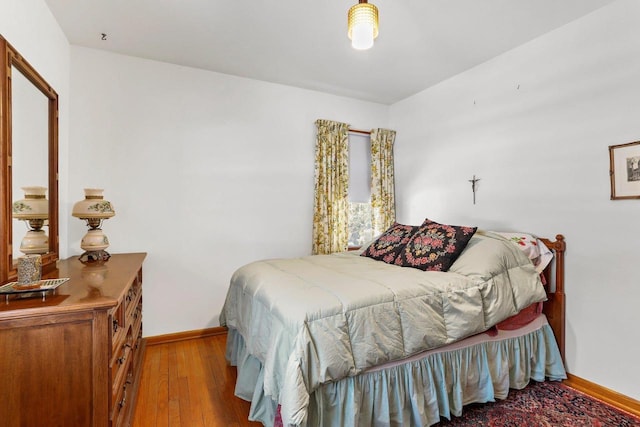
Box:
[226,315,567,427]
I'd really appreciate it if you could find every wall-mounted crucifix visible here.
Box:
[468,175,480,205]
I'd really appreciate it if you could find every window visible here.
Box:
[348,132,374,247]
[348,202,373,247]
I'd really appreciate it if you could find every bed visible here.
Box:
[220,227,567,427]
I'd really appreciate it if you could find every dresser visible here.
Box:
[0,253,147,427]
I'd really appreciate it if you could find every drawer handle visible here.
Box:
[118,378,133,410]
[117,344,132,365]
[118,389,127,409]
[113,319,119,333]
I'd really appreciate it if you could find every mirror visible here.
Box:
[0,35,59,284]
[12,68,50,259]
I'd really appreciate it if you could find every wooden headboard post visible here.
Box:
[539,234,566,362]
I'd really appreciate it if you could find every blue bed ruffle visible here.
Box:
[226,317,566,427]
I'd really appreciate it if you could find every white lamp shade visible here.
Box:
[20,231,49,254]
[72,188,115,219]
[80,229,110,252]
[12,186,48,220]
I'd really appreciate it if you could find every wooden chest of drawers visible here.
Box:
[0,253,146,427]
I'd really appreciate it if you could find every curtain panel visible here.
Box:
[312,120,350,255]
[370,128,396,235]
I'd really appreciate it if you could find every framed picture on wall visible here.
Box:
[609,140,640,200]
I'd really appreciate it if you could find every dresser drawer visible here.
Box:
[124,273,141,320]
[111,357,134,426]
[132,321,144,372]
[110,300,126,356]
[111,336,132,391]
[131,296,143,338]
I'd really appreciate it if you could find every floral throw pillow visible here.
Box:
[394,219,477,271]
[360,222,418,264]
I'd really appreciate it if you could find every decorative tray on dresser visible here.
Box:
[0,252,147,427]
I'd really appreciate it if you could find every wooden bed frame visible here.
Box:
[538,234,566,361]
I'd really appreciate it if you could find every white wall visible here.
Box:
[390,0,640,400]
[69,46,389,336]
[0,0,71,258]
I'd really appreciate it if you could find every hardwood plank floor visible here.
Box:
[132,334,262,427]
[132,333,640,426]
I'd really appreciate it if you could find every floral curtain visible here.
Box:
[312,119,350,255]
[370,128,396,235]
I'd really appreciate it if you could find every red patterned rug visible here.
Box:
[438,381,640,426]
[273,381,640,426]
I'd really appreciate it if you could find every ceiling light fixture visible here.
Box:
[348,0,379,50]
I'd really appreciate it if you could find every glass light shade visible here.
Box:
[19,231,49,254]
[348,2,379,50]
[72,188,116,220]
[80,229,110,252]
[12,186,48,220]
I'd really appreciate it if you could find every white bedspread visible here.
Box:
[220,232,547,425]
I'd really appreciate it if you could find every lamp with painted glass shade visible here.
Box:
[12,186,49,255]
[72,188,115,263]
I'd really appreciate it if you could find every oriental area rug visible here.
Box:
[438,380,640,427]
[272,381,640,426]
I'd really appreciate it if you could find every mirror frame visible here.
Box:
[0,35,59,284]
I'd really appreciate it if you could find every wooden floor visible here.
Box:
[131,333,640,426]
[132,333,262,427]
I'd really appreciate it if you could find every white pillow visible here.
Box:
[492,232,553,273]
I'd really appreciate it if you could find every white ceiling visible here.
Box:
[44,0,615,105]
